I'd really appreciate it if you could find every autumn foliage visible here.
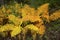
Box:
[0,2,60,40]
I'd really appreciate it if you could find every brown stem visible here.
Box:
[31,31,36,40]
[17,34,21,40]
[22,29,27,40]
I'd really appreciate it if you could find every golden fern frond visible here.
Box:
[24,24,39,32]
[21,4,31,17]
[37,3,49,15]
[10,26,22,37]
[0,24,22,37]
[50,10,60,21]
[35,21,46,36]
[8,14,22,25]
[22,4,36,17]
[22,15,41,22]
[0,24,15,32]
[38,25,46,36]
[37,3,49,22]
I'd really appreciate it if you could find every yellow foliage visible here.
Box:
[8,14,22,25]
[50,10,60,21]
[0,24,15,32]
[21,3,49,22]
[37,3,49,22]
[21,4,31,17]
[0,24,22,37]
[22,15,41,22]
[22,4,36,17]
[24,24,39,32]
[0,3,52,38]
[10,26,22,37]
[37,3,49,15]
[35,21,46,36]
[38,25,46,35]
[24,23,46,36]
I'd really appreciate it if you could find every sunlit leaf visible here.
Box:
[21,4,31,17]
[8,14,22,25]
[22,15,41,22]
[37,3,49,22]
[10,26,22,37]
[0,24,22,37]
[24,24,39,32]
[50,10,60,21]
[0,24,15,32]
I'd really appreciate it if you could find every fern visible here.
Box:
[10,25,22,37]
[0,2,60,40]
[8,14,22,25]
[50,10,60,21]
[24,24,39,32]
[36,3,49,22]
[0,24,22,37]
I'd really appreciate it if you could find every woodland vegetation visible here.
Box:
[0,0,60,40]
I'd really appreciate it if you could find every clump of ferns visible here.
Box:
[0,2,60,40]
[21,3,60,40]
